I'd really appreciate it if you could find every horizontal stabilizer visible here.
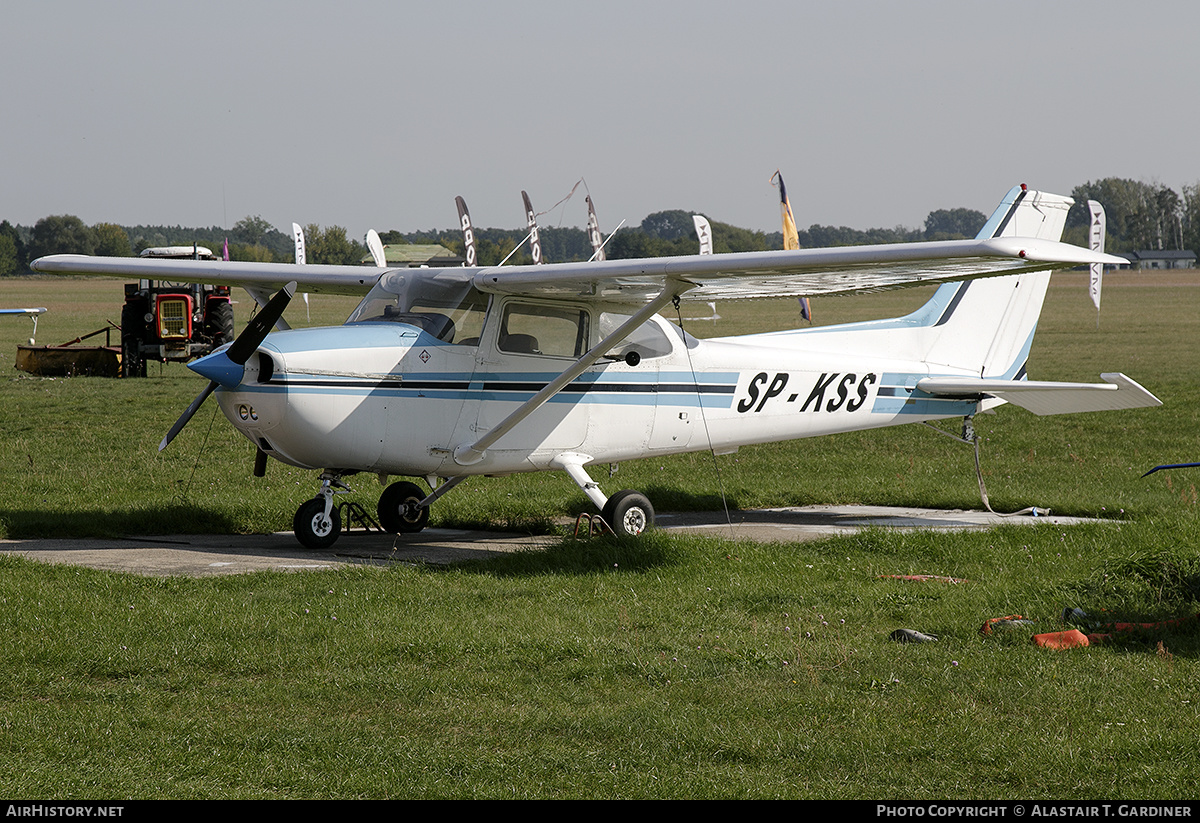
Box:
[916,373,1161,416]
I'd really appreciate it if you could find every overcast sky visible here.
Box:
[4,1,1198,242]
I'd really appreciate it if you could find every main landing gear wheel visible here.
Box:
[293,497,342,549]
[377,481,430,534]
[602,490,654,537]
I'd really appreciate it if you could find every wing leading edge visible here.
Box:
[29,255,387,296]
[470,236,1125,304]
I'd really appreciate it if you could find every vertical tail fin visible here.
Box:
[917,185,1073,378]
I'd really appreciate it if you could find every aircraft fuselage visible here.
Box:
[214,313,980,478]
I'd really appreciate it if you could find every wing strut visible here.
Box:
[452,284,693,466]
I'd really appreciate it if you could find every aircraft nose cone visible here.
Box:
[188,346,246,388]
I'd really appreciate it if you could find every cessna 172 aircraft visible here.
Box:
[31,184,1160,548]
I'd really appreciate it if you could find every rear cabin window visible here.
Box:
[597,311,674,359]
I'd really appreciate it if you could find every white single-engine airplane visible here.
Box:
[32,184,1161,547]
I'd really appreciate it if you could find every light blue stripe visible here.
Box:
[975,184,1025,240]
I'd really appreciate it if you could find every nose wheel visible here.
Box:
[292,472,350,549]
[293,497,342,549]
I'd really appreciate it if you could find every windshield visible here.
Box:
[346,270,489,344]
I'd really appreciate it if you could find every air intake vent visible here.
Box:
[257,352,275,383]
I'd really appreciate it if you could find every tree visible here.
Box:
[0,234,18,276]
[712,221,771,253]
[1067,178,1170,251]
[1181,183,1200,257]
[1154,185,1182,250]
[231,215,274,247]
[640,210,697,241]
[924,208,987,240]
[0,221,25,273]
[303,224,364,265]
[226,242,275,263]
[92,223,132,257]
[27,215,94,259]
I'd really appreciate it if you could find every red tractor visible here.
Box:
[119,246,234,378]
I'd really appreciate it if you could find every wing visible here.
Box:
[31,183,1122,307]
[471,236,1125,304]
[31,235,1119,304]
[29,255,384,296]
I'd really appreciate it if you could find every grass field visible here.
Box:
[0,271,1198,798]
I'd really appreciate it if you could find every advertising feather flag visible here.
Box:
[693,215,712,255]
[1087,199,1106,324]
[773,170,811,322]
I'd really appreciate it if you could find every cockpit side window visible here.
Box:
[499,302,590,358]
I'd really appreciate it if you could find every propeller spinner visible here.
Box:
[158,281,296,452]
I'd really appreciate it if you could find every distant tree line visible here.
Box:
[1063,178,1200,254]
[4,177,1198,275]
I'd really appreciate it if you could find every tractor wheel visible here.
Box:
[207,301,235,348]
[121,337,147,378]
[120,304,147,378]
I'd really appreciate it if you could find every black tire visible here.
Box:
[293,497,341,549]
[206,300,235,348]
[120,303,147,378]
[377,481,430,534]
[602,490,654,537]
[120,336,145,378]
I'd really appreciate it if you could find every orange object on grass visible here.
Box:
[1031,629,1089,649]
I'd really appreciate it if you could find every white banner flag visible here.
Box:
[1087,200,1106,314]
[366,229,386,267]
[693,215,712,255]
[292,223,306,266]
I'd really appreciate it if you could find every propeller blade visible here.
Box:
[227,280,297,365]
[159,281,295,452]
[159,380,217,452]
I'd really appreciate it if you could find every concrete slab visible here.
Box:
[0,528,559,578]
[654,504,1101,542]
[0,504,1108,578]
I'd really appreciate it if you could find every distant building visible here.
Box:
[1115,250,1197,270]
[360,243,463,267]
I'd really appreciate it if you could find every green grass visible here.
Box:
[0,271,1198,798]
